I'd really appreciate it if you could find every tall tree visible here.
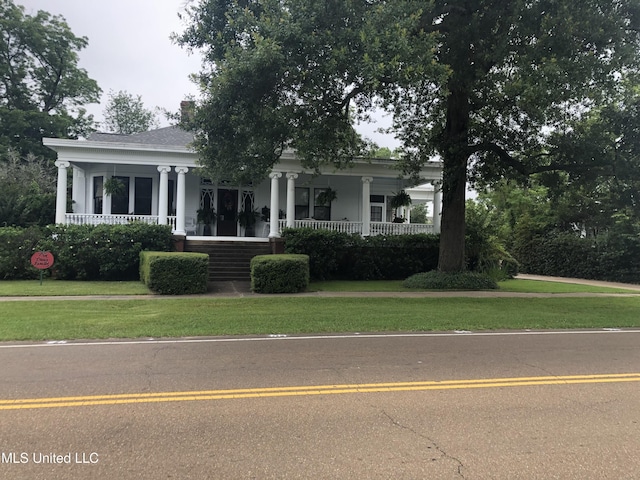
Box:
[176,0,640,272]
[0,0,101,159]
[102,90,159,134]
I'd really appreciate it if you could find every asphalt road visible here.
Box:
[1,330,639,479]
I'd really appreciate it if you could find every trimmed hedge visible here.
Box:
[38,224,174,280]
[140,251,209,295]
[513,229,640,283]
[282,228,440,281]
[250,254,309,293]
[0,226,43,280]
[403,270,498,290]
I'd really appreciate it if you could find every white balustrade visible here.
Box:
[276,219,432,235]
[64,214,177,229]
[64,214,432,236]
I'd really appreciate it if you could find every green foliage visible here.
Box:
[0,149,57,227]
[409,204,429,224]
[36,224,174,280]
[403,271,498,291]
[250,254,310,294]
[465,199,518,280]
[513,228,640,284]
[0,226,42,279]
[140,251,208,295]
[283,228,354,280]
[176,0,640,273]
[0,1,101,159]
[175,0,439,184]
[102,90,158,134]
[282,228,440,281]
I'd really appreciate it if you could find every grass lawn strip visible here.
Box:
[0,280,151,296]
[1,279,636,297]
[1,297,639,341]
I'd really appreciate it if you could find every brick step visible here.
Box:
[184,240,272,281]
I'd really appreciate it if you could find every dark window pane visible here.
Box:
[111,176,130,214]
[134,177,152,215]
[93,176,103,214]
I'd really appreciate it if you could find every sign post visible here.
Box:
[30,251,55,285]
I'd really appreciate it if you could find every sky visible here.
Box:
[17,0,398,148]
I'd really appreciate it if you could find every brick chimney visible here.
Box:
[180,100,195,125]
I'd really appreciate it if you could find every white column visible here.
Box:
[175,167,189,235]
[55,161,70,224]
[405,205,411,223]
[157,166,171,226]
[361,177,372,236]
[103,175,111,215]
[72,167,85,213]
[433,183,442,234]
[286,172,298,228]
[269,172,282,238]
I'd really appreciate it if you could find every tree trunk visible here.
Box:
[438,86,470,273]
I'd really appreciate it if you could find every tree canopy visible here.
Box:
[102,90,159,134]
[0,0,101,159]
[177,0,640,272]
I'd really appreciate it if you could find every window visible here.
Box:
[295,187,309,219]
[370,194,384,222]
[314,188,331,220]
[111,176,130,214]
[168,179,175,215]
[93,176,103,214]
[134,177,152,215]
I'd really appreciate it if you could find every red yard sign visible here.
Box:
[31,251,54,270]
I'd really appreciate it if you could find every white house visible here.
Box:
[44,126,442,240]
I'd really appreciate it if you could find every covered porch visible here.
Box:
[45,131,442,239]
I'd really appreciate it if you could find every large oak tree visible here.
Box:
[177,0,640,272]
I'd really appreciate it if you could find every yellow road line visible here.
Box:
[1,373,638,411]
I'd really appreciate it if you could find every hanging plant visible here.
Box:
[389,190,412,210]
[316,187,337,206]
[103,177,126,196]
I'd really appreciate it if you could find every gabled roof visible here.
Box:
[87,126,194,148]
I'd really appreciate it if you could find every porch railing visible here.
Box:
[277,219,434,235]
[279,219,364,234]
[64,214,177,229]
[64,214,433,236]
[370,222,434,235]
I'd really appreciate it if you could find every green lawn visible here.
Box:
[0,280,151,296]
[1,278,635,297]
[1,277,639,342]
[1,296,639,341]
[310,279,637,294]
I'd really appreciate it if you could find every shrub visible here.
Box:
[282,228,440,280]
[513,228,640,284]
[282,228,355,280]
[140,251,208,295]
[0,226,43,280]
[38,223,174,280]
[403,270,498,290]
[250,254,309,293]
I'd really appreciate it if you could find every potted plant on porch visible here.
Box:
[196,205,217,236]
[238,207,260,237]
[389,190,412,223]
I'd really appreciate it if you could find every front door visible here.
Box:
[217,189,238,236]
